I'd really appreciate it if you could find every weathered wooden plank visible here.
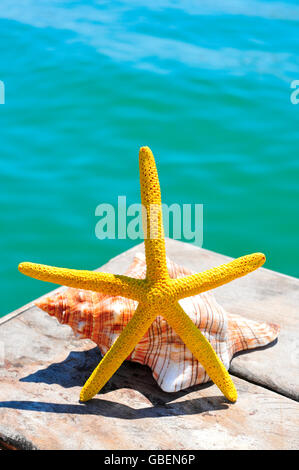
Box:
[0,239,298,449]
[0,305,298,450]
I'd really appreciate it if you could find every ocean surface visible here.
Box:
[1,1,299,317]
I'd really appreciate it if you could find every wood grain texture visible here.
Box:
[0,239,298,449]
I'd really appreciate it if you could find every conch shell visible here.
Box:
[35,253,279,393]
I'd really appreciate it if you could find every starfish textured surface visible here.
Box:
[19,146,266,402]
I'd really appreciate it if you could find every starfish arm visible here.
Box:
[172,252,266,299]
[139,146,168,280]
[80,303,155,401]
[164,302,237,402]
[18,262,145,301]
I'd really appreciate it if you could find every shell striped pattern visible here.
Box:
[35,253,279,393]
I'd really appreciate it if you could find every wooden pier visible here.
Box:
[0,239,298,450]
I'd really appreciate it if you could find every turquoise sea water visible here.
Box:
[1,1,299,317]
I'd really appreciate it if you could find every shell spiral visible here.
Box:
[35,253,279,393]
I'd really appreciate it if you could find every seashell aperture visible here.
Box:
[35,253,279,393]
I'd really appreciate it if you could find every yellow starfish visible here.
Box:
[19,146,265,403]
